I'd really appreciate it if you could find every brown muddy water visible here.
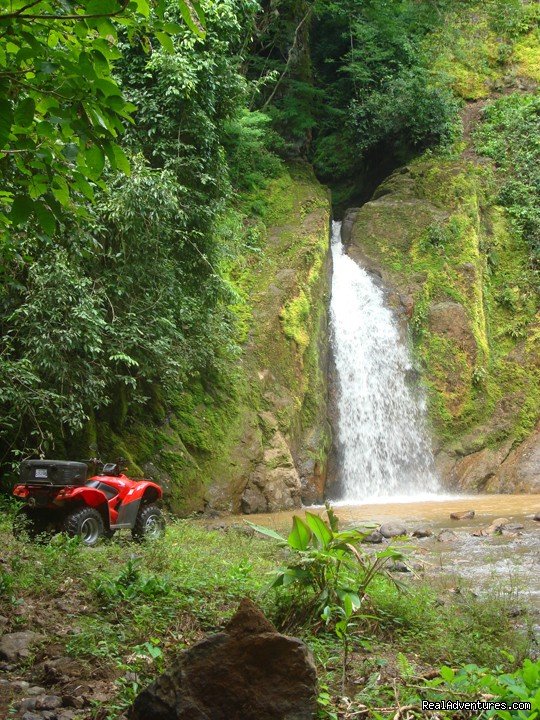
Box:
[227,494,540,608]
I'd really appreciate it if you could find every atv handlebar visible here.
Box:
[82,457,128,468]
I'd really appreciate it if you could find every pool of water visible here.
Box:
[230,494,540,607]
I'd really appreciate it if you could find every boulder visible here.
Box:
[0,632,43,663]
[412,526,433,538]
[36,695,63,710]
[130,599,318,720]
[379,522,407,539]
[450,510,475,520]
[362,530,383,544]
[496,423,540,493]
[472,517,510,537]
[240,429,303,514]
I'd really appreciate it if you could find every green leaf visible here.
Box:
[113,144,131,175]
[52,176,70,205]
[84,144,105,179]
[190,0,206,28]
[10,195,34,225]
[287,516,311,551]
[304,511,333,549]
[325,503,340,532]
[245,522,285,542]
[440,666,455,683]
[94,78,122,97]
[155,32,175,54]
[178,0,205,38]
[28,174,48,199]
[0,98,14,149]
[14,98,35,128]
[133,0,150,18]
[33,200,56,236]
[73,173,95,201]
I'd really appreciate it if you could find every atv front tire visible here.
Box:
[64,507,104,546]
[13,507,54,541]
[132,504,165,542]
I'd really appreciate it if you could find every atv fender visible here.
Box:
[63,486,109,509]
[112,482,162,530]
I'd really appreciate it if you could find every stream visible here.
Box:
[236,496,540,608]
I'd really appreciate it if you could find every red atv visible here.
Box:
[12,459,165,546]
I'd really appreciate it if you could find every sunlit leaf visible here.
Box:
[287,516,311,550]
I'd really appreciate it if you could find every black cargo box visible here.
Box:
[20,460,88,486]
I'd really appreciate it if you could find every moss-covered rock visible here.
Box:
[345,154,539,493]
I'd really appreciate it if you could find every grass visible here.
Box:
[0,502,536,720]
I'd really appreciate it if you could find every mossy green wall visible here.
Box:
[346,156,538,490]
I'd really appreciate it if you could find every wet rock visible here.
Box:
[36,694,63,710]
[486,517,510,535]
[437,530,458,543]
[534,512,540,522]
[389,561,410,573]
[27,686,46,697]
[130,598,317,720]
[0,632,44,663]
[362,530,383,544]
[500,529,520,538]
[379,522,407,539]
[450,510,475,520]
[412,526,432,538]
[21,713,42,720]
[240,485,267,514]
[472,517,510,537]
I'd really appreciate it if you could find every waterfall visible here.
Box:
[330,220,439,502]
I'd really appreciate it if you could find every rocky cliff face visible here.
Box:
[111,162,332,514]
[343,157,539,493]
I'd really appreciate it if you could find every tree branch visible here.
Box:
[261,6,313,111]
[0,0,129,21]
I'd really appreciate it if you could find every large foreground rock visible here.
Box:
[130,599,318,720]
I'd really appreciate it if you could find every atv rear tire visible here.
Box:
[132,504,165,542]
[13,507,54,541]
[64,507,104,546]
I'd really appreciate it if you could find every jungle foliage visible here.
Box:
[0,0,272,465]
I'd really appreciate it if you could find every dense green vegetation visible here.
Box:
[0,0,273,471]
[475,93,540,268]
[0,504,537,719]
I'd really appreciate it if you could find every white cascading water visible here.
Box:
[330,220,439,502]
